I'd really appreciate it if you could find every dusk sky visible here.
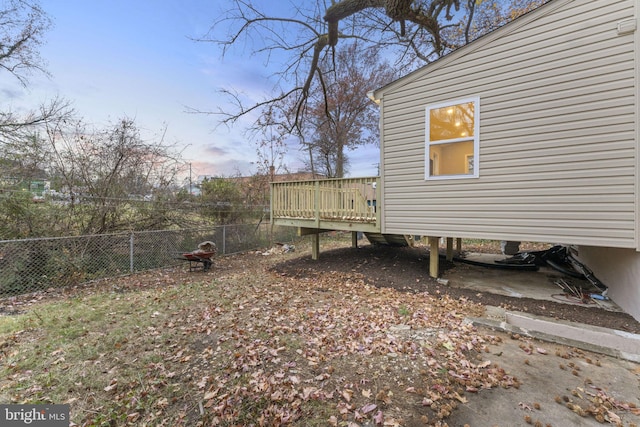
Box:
[1,0,381,180]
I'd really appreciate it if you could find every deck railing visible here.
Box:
[271,177,379,225]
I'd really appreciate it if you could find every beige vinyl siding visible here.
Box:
[378,0,637,248]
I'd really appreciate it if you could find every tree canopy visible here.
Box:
[202,0,546,133]
[202,0,460,130]
[196,0,547,178]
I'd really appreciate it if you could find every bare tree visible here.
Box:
[252,104,291,179]
[450,0,550,45]
[198,0,546,142]
[198,1,464,130]
[303,42,396,177]
[0,0,51,86]
[0,95,73,141]
[0,1,74,166]
[45,117,187,234]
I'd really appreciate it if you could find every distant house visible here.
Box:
[272,0,640,321]
[0,177,50,200]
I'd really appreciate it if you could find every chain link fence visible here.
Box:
[0,223,298,296]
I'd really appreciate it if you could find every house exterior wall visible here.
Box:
[376,0,638,249]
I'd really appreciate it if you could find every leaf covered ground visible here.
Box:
[1,235,639,426]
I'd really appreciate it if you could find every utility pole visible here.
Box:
[189,163,192,195]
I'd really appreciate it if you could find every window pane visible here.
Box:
[430,102,474,142]
[429,141,474,176]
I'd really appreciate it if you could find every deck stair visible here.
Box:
[364,232,413,247]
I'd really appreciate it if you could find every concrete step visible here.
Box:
[468,306,640,362]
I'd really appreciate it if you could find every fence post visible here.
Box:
[222,225,226,255]
[130,232,134,273]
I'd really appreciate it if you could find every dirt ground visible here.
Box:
[272,242,640,334]
[2,237,639,426]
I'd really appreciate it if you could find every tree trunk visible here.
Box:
[336,140,345,178]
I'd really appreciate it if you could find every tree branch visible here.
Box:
[197,0,532,135]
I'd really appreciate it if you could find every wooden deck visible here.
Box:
[270,177,380,233]
[270,176,448,278]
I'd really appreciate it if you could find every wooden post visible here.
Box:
[456,238,462,252]
[311,234,320,260]
[428,236,439,278]
[351,231,358,248]
[314,181,320,228]
[446,237,453,261]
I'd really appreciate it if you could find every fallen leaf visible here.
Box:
[607,410,621,423]
[453,392,467,403]
[196,376,209,389]
[156,397,169,409]
[103,379,117,392]
[376,390,391,404]
[361,403,377,414]
[476,360,491,368]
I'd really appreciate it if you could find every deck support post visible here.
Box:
[428,236,440,278]
[311,234,320,260]
[351,231,359,248]
[456,238,462,252]
[446,237,454,261]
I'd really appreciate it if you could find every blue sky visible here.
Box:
[1,0,380,179]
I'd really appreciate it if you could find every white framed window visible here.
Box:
[425,97,480,180]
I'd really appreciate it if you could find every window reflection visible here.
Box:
[430,102,474,142]
[427,100,477,177]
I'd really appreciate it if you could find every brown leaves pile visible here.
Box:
[5,252,639,427]
[181,263,516,426]
[555,385,640,425]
